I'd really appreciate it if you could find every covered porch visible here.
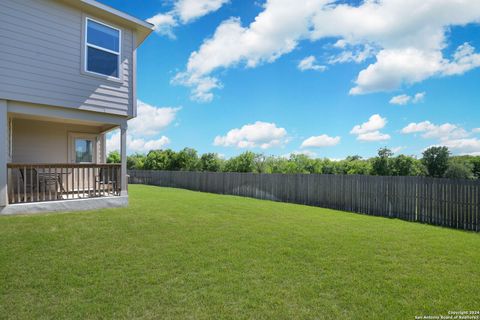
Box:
[0,100,129,213]
[7,163,121,204]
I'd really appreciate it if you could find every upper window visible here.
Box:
[85,18,121,78]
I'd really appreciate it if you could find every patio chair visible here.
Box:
[19,168,38,201]
[96,167,118,196]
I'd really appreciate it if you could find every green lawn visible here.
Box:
[1,185,479,319]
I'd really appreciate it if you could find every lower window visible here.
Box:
[75,138,94,163]
[86,47,119,78]
[69,133,98,164]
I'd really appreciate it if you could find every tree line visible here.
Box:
[107,146,480,180]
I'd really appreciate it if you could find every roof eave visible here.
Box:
[60,0,154,47]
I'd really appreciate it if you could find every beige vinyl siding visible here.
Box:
[0,0,134,117]
[12,118,105,164]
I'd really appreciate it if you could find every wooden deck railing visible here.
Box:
[7,163,122,204]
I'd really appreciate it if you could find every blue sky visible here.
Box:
[102,0,480,159]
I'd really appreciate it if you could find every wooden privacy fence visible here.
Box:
[128,170,480,232]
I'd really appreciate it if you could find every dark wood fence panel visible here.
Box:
[128,170,480,232]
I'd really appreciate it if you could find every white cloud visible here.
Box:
[171,73,221,103]
[389,92,426,105]
[106,132,170,154]
[128,136,170,153]
[349,48,443,95]
[401,121,468,140]
[328,44,375,64]
[350,114,387,135]
[147,13,178,39]
[301,134,340,148]
[473,128,480,133]
[174,0,480,101]
[349,44,480,95]
[148,0,229,38]
[412,92,426,103]
[442,138,480,155]
[298,56,326,72]
[173,0,324,101]
[106,100,179,154]
[391,146,406,154]
[129,101,180,137]
[401,120,480,155]
[333,39,347,49]
[442,43,480,76]
[175,0,229,23]
[401,121,435,134]
[389,94,411,105]
[420,123,467,139]
[350,114,390,141]
[310,1,480,95]
[214,121,288,149]
[357,131,391,142]
[106,132,120,154]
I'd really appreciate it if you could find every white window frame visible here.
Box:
[68,133,98,164]
[84,17,122,80]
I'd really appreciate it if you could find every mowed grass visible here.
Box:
[1,185,479,319]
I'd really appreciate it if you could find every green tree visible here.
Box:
[174,148,199,171]
[283,161,301,174]
[199,153,223,172]
[320,159,337,174]
[371,147,393,176]
[458,156,480,179]
[263,156,291,174]
[444,159,474,179]
[289,154,316,174]
[253,154,269,173]
[345,155,362,161]
[224,151,256,173]
[309,158,325,174]
[340,157,371,175]
[143,149,176,170]
[106,151,121,164]
[127,153,146,170]
[422,146,450,178]
[390,155,425,176]
[471,157,480,179]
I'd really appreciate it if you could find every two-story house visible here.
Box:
[0,0,154,214]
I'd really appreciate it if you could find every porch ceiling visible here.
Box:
[6,100,127,133]
[8,112,117,133]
